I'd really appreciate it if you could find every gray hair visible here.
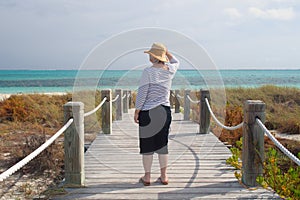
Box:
[150,55,164,64]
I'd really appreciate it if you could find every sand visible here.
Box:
[274,132,300,142]
[0,94,11,101]
[0,92,67,102]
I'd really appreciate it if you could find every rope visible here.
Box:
[171,93,175,98]
[187,95,200,104]
[176,94,184,99]
[84,97,107,117]
[111,94,119,103]
[205,98,244,131]
[0,119,74,182]
[122,94,126,100]
[256,118,300,166]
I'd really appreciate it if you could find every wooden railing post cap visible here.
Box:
[64,102,84,107]
[101,89,112,101]
[200,89,210,101]
[244,100,266,112]
[102,88,112,91]
[64,102,84,113]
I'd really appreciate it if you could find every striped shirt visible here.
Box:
[135,56,180,111]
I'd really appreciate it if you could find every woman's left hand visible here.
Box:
[134,109,140,124]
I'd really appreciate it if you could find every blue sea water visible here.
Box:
[0,70,299,94]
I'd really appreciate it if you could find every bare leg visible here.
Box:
[158,154,168,182]
[142,154,153,182]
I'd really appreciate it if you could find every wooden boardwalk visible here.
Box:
[53,109,280,200]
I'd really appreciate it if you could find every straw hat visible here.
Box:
[144,43,169,62]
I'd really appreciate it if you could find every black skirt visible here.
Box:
[138,105,172,154]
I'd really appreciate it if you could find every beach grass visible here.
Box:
[0,94,72,175]
[225,85,300,134]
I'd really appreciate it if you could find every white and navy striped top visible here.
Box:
[135,56,180,111]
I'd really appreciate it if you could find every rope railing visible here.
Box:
[0,118,74,182]
[187,95,200,104]
[205,98,244,131]
[176,94,184,99]
[111,94,119,103]
[256,118,300,166]
[122,94,127,100]
[83,97,107,117]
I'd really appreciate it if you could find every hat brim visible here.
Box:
[144,51,169,62]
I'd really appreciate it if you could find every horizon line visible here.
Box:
[0,68,299,71]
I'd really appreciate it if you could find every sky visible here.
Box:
[0,0,299,70]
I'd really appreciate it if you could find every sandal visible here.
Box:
[158,177,168,185]
[140,177,150,186]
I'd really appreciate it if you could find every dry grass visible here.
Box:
[225,85,300,135]
[197,86,300,146]
[0,94,72,176]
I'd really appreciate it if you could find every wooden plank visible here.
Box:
[85,165,235,170]
[84,178,239,183]
[53,194,278,200]
[53,187,280,200]
[58,187,279,195]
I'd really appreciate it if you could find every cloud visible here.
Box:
[248,7,296,20]
[1,1,300,69]
[223,8,242,19]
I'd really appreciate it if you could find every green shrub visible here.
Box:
[226,137,242,170]
[227,139,300,200]
[257,148,300,200]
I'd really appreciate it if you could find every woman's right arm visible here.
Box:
[166,51,179,73]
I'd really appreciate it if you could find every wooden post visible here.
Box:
[183,90,190,120]
[175,90,180,113]
[101,89,112,134]
[123,90,129,113]
[199,89,211,134]
[169,90,174,109]
[63,102,85,187]
[115,89,123,120]
[242,100,265,187]
[128,90,132,109]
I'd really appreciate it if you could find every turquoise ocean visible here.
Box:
[0,70,299,94]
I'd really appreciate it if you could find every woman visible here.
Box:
[134,42,179,186]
